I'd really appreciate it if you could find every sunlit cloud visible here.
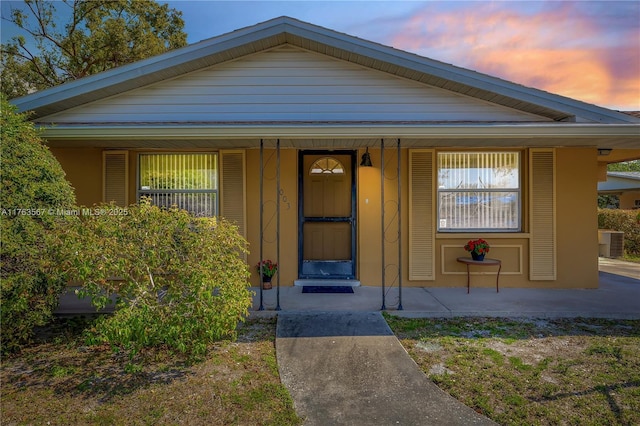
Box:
[388,2,640,111]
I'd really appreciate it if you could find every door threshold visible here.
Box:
[294,279,361,287]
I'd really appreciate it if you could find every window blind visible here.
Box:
[437,152,520,231]
[138,153,218,217]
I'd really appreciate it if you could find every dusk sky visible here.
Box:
[2,1,639,111]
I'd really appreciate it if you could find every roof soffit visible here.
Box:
[12,16,640,125]
[38,123,640,150]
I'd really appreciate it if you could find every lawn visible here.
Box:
[1,316,302,426]
[3,316,639,426]
[385,315,640,426]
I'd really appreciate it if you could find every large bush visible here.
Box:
[62,200,252,356]
[0,98,76,353]
[597,208,640,256]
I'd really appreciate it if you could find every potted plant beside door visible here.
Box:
[257,260,278,290]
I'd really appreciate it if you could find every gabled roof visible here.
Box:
[11,16,640,125]
[598,172,640,193]
[608,171,640,179]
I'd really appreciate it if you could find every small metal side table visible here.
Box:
[456,257,502,294]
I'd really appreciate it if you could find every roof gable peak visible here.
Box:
[11,16,639,124]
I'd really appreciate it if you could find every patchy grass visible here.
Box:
[385,315,640,426]
[1,316,302,426]
[5,314,640,426]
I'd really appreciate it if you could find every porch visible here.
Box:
[253,258,640,318]
[55,258,640,318]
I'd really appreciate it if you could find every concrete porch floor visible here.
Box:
[55,258,639,319]
[252,258,640,319]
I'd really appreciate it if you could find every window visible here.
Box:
[138,153,218,216]
[438,152,520,231]
[309,157,345,175]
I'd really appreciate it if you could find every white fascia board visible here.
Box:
[39,123,640,141]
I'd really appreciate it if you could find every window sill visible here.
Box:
[436,233,531,239]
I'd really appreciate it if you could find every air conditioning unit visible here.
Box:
[598,230,624,258]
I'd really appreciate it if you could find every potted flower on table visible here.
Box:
[257,260,278,289]
[464,238,490,261]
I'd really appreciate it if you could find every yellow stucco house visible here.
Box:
[12,17,640,293]
[598,172,640,209]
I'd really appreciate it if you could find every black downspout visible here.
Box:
[259,139,264,311]
[381,139,386,310]
[397,138,403,310]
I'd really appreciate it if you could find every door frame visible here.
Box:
[298,150,357,279]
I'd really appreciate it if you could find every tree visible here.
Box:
[1,0,187,98]
[0,97,76,352]
[608,160,640,172]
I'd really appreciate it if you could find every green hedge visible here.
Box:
[597,209,640,256]
[1,98,76,353]
[61,200,253,357]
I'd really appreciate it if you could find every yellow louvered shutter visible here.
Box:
[103,151,128,206]
[529,149,556,280]
[220,150,246,239]
[409,149,435,280]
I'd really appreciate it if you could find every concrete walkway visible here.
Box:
[271,260,638,426]
[54,258,638,425]
[277,311,496,425]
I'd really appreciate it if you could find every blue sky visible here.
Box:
[2,0,639,110]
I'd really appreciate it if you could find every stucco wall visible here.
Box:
[245,149,299,287]
[555,148,599,288]
[50,147,103,207]
[50,145,600,289]
[354,147,600,289]
[358,152,384,286]
[620,191,640,209]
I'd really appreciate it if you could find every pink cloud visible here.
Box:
[389,3,640,111]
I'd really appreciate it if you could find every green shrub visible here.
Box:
[0,98,76,353]
[597,208,640,256]
[62,200,252,356]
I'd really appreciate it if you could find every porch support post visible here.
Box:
[258,139,264,310]
[276,139,281,311]
[397,138,403,310]
[381,138,386,310]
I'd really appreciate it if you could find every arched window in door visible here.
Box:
[309,157,345,175]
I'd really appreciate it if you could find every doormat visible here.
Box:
[302,286,354,294]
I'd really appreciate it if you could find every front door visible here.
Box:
[299,151,356,279]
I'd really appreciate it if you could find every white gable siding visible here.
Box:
[41,46,551,124]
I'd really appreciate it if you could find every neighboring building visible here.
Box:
[11,17,640,290]
[598,172,640,209]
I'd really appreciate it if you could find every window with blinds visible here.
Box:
[437,152,520,231]
[138,153,218,217]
